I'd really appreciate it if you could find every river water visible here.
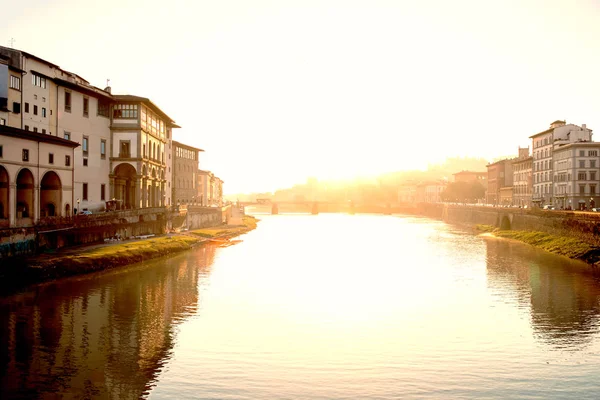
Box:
[2,214,600,399]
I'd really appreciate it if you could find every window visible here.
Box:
[83,158,88,166]
[0,118,5,126]
[65,155,71,166]
[42,129,46,134]
[97,99,109,117]
[65,91,71,112]
[143,144,146,157]
[33,127,38,133]
[33,105,38,115]
[42,107,46,118]
[580,160,585,168]
[42,97,46,103]
[22,149,29,161]
[101,184,106,201]
[83,97,89,117]
[580,150,585,157]
[24,125,29,131]
[590,150,598,157]
[113,104,138,119]
[591,172,597,181]
[48,153,54,164]
[9,75,20,90]
[83,183,88,201]
[591,185,597,195]
[119,141,131,157]
[82,136,88,154]
[591,160,597,168]
[0,145,3,158]
[101,139,106,159]
[32,73,46,89]
[13,102,20,114]
[580,185,586,194]
[24,102,29,113]
[64,132,71,140]
[579,172,586,180]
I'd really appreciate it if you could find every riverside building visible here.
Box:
[530,120,592,207]
[512,147,532,208]
[172,141,203,205]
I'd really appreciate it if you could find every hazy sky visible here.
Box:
[3,0,600,193]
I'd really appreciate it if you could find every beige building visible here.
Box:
[486,158,514,205]
[553,142,600,210]
[530,120,592,207]
[198,170,224,207]
[109,95,179,209]
[172,141,203,205]
[0,125,78,227]
[512,147,533,208]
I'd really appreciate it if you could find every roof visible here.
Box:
[114,95,180,127]
[486,158,516,167]
[172,140,204,152]
[0,125,80,148]
[512,156,533,163]
[529,127,553,139]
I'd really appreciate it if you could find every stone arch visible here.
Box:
[0,166,8,219]
[114,163,137,209]
[40,171,62,217]
[65,203,71,216]
[16,168,34,219]
[142,164,147,176]
[500,215,511,230]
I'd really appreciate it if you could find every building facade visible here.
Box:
[552,142,600,210]
[531,120,592,207]
[486,159,514,205]
[0,125,78,227]
[512,147,533,208]
[109,95,179,209]
[172,141,202,205]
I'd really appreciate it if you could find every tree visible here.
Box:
[441,181,485,203]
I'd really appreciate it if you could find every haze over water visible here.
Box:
[2,214,600,399]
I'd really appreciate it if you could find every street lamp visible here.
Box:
[76,198,80,215]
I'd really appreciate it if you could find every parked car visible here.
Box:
[542,205,555,210]
[80,210,93,215]
[591,208,600,212]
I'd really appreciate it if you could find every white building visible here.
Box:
[553,142,600,210]
[530,120,592,207]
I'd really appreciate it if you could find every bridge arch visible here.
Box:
[500,215,511,230]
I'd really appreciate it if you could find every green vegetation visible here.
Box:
[475,224,496,233]
[492,230,596,260]
[441,181,486,203]
[476,225,600,263]
[191,215,258,239]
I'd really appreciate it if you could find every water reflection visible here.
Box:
[0,244,217,399]
[485,238,600,349]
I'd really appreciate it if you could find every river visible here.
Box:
[1,214,600,399]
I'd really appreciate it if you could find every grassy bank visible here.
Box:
[1,215,260,294]
[475,225,600,264]
[191,215,258,239]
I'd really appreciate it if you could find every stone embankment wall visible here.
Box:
[185,206,225,230]
[414,203,600,246]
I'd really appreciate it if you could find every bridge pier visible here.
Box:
[271,203,279,215]
[311,202,319,215]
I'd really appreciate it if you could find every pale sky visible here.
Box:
[3,0,600,193]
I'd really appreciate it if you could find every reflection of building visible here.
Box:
[172,141,203,205]
[552,142,600,210]
[0,244,217,399]
[484,238,600,348]
[512,147,532,208]
[0,125,78,226]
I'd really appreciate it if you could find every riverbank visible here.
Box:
[475,224,600,265]
[0,215,259,295]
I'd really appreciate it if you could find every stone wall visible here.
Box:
[186,207,224,230]
[414,203,600,245]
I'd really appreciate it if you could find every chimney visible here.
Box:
[582,124,587,129]
[104,86,112,94]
